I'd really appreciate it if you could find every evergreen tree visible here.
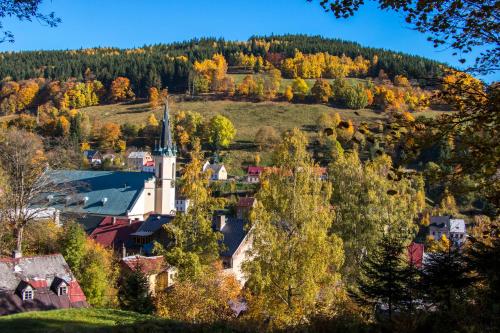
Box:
[118,264,154,314]
[351,234,408,322]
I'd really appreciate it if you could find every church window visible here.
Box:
[158,163,163,178]
[172,163,175,178]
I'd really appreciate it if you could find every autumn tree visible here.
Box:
[291,77,309,99]
[0,129,66,255]
[155,262,240,323]
[155,140,224,279]
[284,85,293,102]
[329,152,422,283]
[311,78,333,103]
[98,122,122,150]
[207,114,236,149]
[244,128,344,327]
[148,87,160,108]
[109,77,134,102]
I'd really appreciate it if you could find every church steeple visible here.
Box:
[154,101,176,157]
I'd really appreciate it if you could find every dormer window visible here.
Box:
[58,285,68,296]
[22,287,34,301]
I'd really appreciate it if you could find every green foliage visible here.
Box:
[118,266,154,314]
[244,128,344,327]
[329,152,421,283]
[207,114,236,149]
[60,221,87,271]
[343,84,369,109]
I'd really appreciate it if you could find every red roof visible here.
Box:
[237,197,256,208]
[27,280,48,288]
[69,280,87,303]
[408,242,424,268]
[247,166,264,176]
[121,255,166,275]
[90,216,142,249]
[144,161,155,167]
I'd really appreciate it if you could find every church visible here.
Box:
[48,104,178,222]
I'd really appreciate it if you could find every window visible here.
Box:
[158,163,162,178]
[171,162,175,179]
[58,285,67,296]
[23,289,33,300]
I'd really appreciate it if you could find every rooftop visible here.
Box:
[46,170,154,216]
[90,216,142,249]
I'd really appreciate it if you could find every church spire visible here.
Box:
[154,100,176,156]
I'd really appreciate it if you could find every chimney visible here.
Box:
[122,243,126,259]
[112,217,116,225]
[12,250,22,259]
[216,214,226,231]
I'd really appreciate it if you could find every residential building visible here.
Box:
[83,150,102,167]
[236,197,256,219]
[429,215,467,247]
[175,197,190,214]
[246,166,263,183]
[127,151,153,171]
[120,255,177,295]
[0,254,87,315]
[89,216,143,255]
[142,161,155,173]
[408,242,424,268]
[203,161,227,181]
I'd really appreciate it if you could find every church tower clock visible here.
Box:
[153,102,177,215]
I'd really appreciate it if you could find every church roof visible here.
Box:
[46,170,154,216]
[154,102,176,157]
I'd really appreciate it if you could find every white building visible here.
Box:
[175,198,191,214]
[202,161,227,181]
[127,151,153,171]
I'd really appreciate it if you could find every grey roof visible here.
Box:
[0,254,74,292]
[208,164,224,173]
[128,151,151,159]
[132,214,175,236]
[430,215,450,228]
[219,218,248,257]
[61,213,104,234]
[46,170,154,216]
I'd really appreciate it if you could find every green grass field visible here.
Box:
[81,99,445,143]
[0,308,234,333]
[0,308,153,333]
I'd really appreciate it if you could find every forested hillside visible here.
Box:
[0,35,444,96]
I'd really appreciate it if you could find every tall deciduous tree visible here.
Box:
[244,128,344,327]
[329,152,422,283]
[155,140,224,279]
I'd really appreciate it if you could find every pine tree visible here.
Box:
[118,263,154,314]
[351,234,408,322]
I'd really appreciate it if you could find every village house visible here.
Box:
[246,166,263,183]
[142,160,155,173]
[216,213,253,285]
[175,197,190,214]
[407,242,425,268]
[120,255,177,295]
[102,153,116,163]
[127,151,153,171]
[83,150,102,167]
[0,254,87,315]
[89,216,143,255]
[203,161,228,181]
[428,216,467,247]
[236,197,257,219]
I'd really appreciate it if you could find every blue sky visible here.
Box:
[0,0,497,81]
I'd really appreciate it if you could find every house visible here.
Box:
[215,214,253,285]
[314,167,328,180]
[236,197,256,219]
[127,151,153,170]
[131,214,175,254]
[203,161,227,181]
[175,197,190,214]
[142,161,155,173]
[83,150,102,167]
[0,254,87,315]
[45,104,178,222]
[121,255,177,295]
[429,216,467,247]
[89,216,143,255]
[246,166,264,183]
